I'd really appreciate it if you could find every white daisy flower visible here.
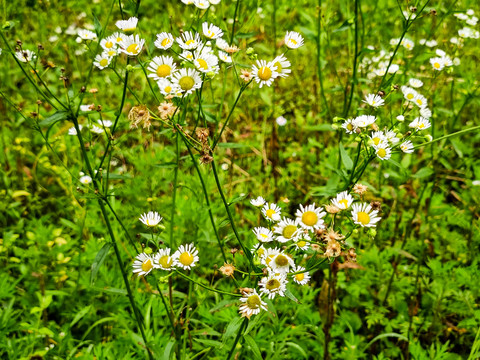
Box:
[284,31,304,49]
[171,68,202,95]
[173,243,199,270]
[351,203,381,228]
[269,252,295,274]
[259,274,287,299]
[181,0,194,4]
[132,253,155,276]
[253,227,274,243]
[396,115,405,122]
[400,140,414,153]
[80,104,94,112]
[68,125,82,135]
[401,86,417,101]
[353,115,376,128]
[238,289,268,319]
[276,116,287,126]
[79,175,92,184]
[179,51,195,61]
[216,38,229,51]
[374,141,392,161]
[370,131,386,146]
[15,49,36,62]
[115,17,138,33]
[291,266,311,285]
[295,203,326,230]
[430,57,445,71]
[202,22,223,39]
[217,51,232,63]
[409,117,431,131]
[420,107,432,119]
[250,196,266,207]
[193,51,219,73]
[261,247,281,268]
[330,191,354,210]
[176,31,202,50]
[401,38,415,50]
[154,248,177,271]
[77,29,97,41]
[90,125,103,134]
[412,94,428,109]
[154,32,174,50]
[274,218,300,243]
[147,56,177,81]
[271,54,291,78]
[119,35,145,56]
[139,211,163,227]
[105,48,118,58]
[425,39,438,48]
[293,236,310,251]
[194,0,210,9]
[97,120,113,127]
[408,78,423,88]
[384,130,399,144]
[93,52,112,70]
[100,36,117,51]
[363,93,385,108]
[342,118,357,134]
[112,32,126,45]
[157,78,179,96]
[209,0,220,3]
[252,60,279,88]
[261,202,282,222]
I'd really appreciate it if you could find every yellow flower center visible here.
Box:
[266,209,276,218]
[275,254,289,267]
[99,59,109,67]
[282,225,297,239]
[257,248,265,257]
[105,41,114,49]
[377,148,387,158]
[179,252,194,266]
[197,58,208,70]
[207,30,215,38]
[258,66,272,81]
[373,137,381,146]
[274,61,282,73]
[297,240,306,248]
[434,62,440,69]
[302,211,318,226]
[178,76,195,91]
[416,99,423,106]
[265,254,275,265]
[126,43,139,55]
[108,50,116,56]
[156,64,172,77]
[357,211,370,226]
[289,38,298,45]
[260,233,269,239]
[338,199,349,209]
[116,37,123,43]
[295,273,305,282]
[185,39,195,45]
[141,258,153,272]
[246,295,261,309]
[418,123,425,129]
[347,123,353,131]
[158,255,173,269]
[266,279,281,291]
[407,93,414,100]
[161,38,171,47]
[164,86,172,93]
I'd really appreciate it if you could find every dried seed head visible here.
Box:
[353,183,368,195]
[325,205,341,214]
[200,152,213,165]
[219,262,235,277]
[324,239,342,258]
[370,201,381,211]
[347,248,357,262]
[196,128,210,143]
[128,105,151,129]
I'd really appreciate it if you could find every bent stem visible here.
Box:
[226,318,248,360]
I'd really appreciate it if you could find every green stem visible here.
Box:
[230,0,241,44]
[414,125,480,149]
[175,270,241,297]
[170,133,179,248]
[226,318,247,360]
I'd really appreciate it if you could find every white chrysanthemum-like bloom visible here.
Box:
[271,54,291,78]
[430,57,446,71]
[295,204,326,230]
[269,252,295,274]
[409,117,431,131]
[209,0,220,4]
[331,191,354,210]
[139,211,163,227]
[400,140,414,154]
[408,78,423,88]
[181,0,194,4]
[274,217,300,243]
[79,175,92,184]
[217,51,232,63]
[115,17,138,32]
[425,39,438,48]
[276,116,287,126]
[384,130,399,144]
[173,243,199,270]
[90,125,103,134]
[15,49,36,62]
[420,107,432,119]
[250,196,266,207]
[412,94,428,109]
[93,52,112,70]
[370,131,386,146]
[374,141,392,161]
[363,94,385,108]
[401,85,417,102]
[171,68,202,95]
[284,31,304,49]
[176,31,202,50]
[154,248,177,271]
[351,203,381,228]
[239,289,268,319]
[261,247,281,268]
[154,32,174,50]
[353,115,376,128]
[294,235,310,251]
[147,56,177,81]
[98,120,113,128]
[119,35,145,56]
[80,104,94,112]
[342,119,357,134]
[216,38,229,51]
[77,29,97,41]
[259,274,287,299]
[133,253,155,276]
[401,38,414,50]
[202,22,223,39]
[68,125,82,135]
[252,60,279,88]
[262,202,281,222]
[112,32,126,45]
[193,51,219,73]
[252,227,274,243]
[292,266,311,285]
[396,115,405,122]
[194,0,210,9]
[100,36,117,51]
[157,78,179,97]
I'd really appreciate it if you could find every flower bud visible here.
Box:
[144,247,153,255]
[425,134,433,142]
[126,64,135,72]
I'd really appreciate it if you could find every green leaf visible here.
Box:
[217,142,250,149]
[413,167,434,179]
[39,110,69,127]
[70,305,93,327]
[243,334,262,360]
[286,342,308,358]
[362,332,408,352]
[285,287,301,304]
[90,243,112,285]
[222,317,243,344]
[339,143,353,170]
[162,338,176,360]
[92,12,102,37]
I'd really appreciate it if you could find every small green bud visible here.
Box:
[144,247,153,255]
[158,276,169,284]
[425,134,433,142]
[2,21,13,30]
[126,64,135,72]
[366,139,374,146]
[157,224,166,231]
[353,229,359,234]
[367,228,377,238]
[332,116,342,123]
[331,123,339,130]
[206,71,216,79]
[246,47,255,55]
